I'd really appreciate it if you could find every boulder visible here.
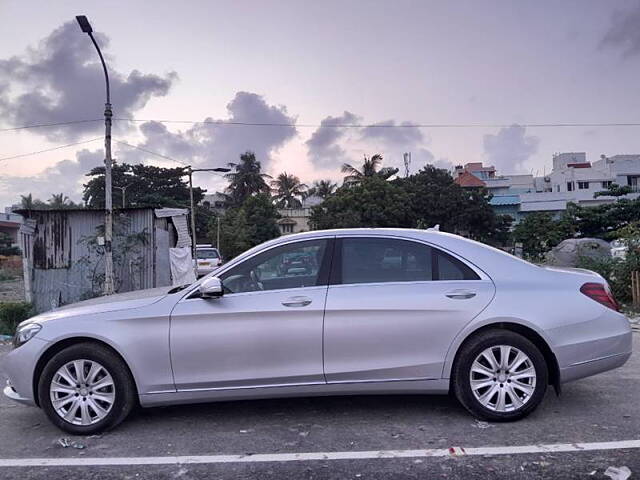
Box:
[544,238,611,267]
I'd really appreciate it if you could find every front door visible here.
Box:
[323,236,495,383]
[170,238,333,391]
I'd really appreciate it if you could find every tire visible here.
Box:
[38,342,137,434]
[453,329,548,422]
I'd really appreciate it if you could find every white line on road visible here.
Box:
[0,439,639,467]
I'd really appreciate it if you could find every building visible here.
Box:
[17,208,175,312]
[454,153,640,222]
[276,196,322,235]
[0,209,22,245]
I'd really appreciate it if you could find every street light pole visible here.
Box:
[115,184,132,209]
[76,15,115,295]
[184,166,230,278]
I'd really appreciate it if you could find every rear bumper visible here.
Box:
[560,349,631,383]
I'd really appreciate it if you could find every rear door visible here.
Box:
[323,236,495,383]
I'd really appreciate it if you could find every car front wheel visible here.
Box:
[38,342,136,434]
[453,329,548,421]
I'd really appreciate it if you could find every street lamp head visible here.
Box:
[75,15,93,33]
[213,168,232,173]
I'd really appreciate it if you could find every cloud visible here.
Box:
[360,120,424,145]
[0,21,177,141]
[0,149,104,207]
[305,111,360,167]
[119,91,297,171]
[601,1,640,58]
[483,124,539,173]
[359,120,436,173]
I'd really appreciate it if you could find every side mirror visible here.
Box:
[199,277,224,298]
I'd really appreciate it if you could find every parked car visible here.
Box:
[610,239,628,259]
[3,228,632,433]
[195,245,223,277]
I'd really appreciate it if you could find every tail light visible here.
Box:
[580,282,619,311]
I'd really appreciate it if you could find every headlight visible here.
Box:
[12,323,42,348]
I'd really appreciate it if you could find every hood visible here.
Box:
[26,286,171,325]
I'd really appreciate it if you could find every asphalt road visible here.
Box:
[0,331,639,479]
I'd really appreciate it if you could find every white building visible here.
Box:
[455,154,640,222]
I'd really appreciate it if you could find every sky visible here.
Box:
[1,0,640,207]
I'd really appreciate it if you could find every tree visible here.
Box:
[271,172,307,208]
[48,193,74,209]
[20,193,47,210]
[512,212,575,261]
[212,193,280,259]
[83,163,204,209]
[306,179,337,200]
[224,151,271,206]
[594,183,632,198]
[310,175,412,229]
[310,165,501,240]
[398,165,498,241]
[20,194,34,210]
[341,154,398,185]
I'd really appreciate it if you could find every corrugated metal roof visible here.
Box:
[490,195,521,206]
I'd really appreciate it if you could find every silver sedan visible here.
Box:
[3,228,632,433]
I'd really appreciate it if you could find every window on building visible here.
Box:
[601,181,613,189]
[578,181,589,190]
[280,224,294,234]
[567,182,574,191]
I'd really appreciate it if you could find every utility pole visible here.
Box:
[76,15,114,295]
[184,166,230,278]
[216,216,221,253]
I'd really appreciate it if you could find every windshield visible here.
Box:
[196,249,220,259]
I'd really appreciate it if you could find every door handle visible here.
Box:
[282,296,312,307]
[445,290,476,300]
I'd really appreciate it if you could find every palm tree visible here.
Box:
[20,193,34,210]
[48,193,71,209]
[271,172,307,208]
[341,154,398,185]
[306,179,338,200]
[224,151,271,206]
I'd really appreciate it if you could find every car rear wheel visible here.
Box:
[38,343,136,434]
[453,329,548,421]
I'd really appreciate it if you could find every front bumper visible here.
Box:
[3,380,31,405]
[1,336,49,407]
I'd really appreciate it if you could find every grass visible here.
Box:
[0,302,33,335]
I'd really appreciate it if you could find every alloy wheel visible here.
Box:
[49,359,116,425]
[469,345,537,412]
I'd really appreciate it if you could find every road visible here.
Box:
[0,331,638,479]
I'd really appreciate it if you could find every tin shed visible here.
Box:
[18,208,174,313]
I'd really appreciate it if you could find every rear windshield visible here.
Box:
[196,249,220,259]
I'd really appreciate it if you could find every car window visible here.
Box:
[341,238,433,284]
[435,249,480,280]
[196,249,219,259]
[219,240,328,294]
[338,237,480,284]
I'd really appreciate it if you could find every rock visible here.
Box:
[545,238,611,267]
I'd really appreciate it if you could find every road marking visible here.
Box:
[0,439,639,467]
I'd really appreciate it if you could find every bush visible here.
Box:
[577,253,640,304]
[0,302,33,336]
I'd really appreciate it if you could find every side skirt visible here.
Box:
[139,378,450,407]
